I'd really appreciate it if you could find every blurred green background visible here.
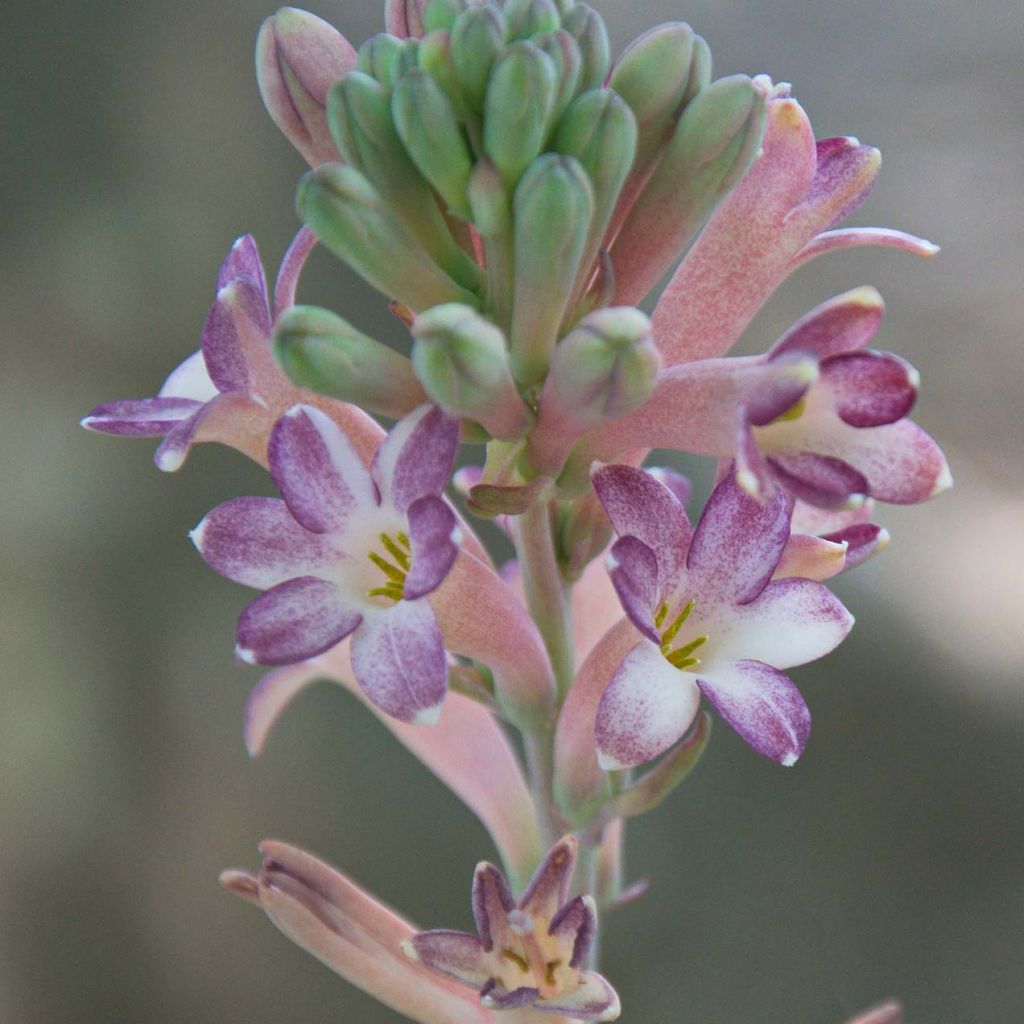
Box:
[2,1,1022,1021]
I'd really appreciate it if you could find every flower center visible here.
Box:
[365,531,411,603]
[493,911,571,1000]
[655,600,708,670]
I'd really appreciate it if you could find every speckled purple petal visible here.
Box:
[201,275,271,394]
[595,640,702,770]
[745,361,814,427]
[735,422,773,499]
[519,836,576,921]
[236,576,361,665]
[686,472,791,605]
[480,982,540,1010]
[217,235,268,301]
[592,465,692,586]
[821,351,917,428]
[154,391,259,473]
[767,452,868,508]
[549,895,596,968]
[646,466,691,507]
[192,496,342,588]
[81,397,203,437]
[269,405,377,534]
[273,226,317,318]
[821,522,888,569]
[472,862,516,952]
[536,971,620,1021]
[406,930,490,988]
[349,600,447,724]
[372,405,460,515]
[697,659,811,766]
[404,496,460,601]
[797,136,879,231]
[606,536,661,644]
[769,287,884,361]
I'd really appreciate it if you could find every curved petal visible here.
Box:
[269,404,377,534]
[273,226,317,318]
[709,577,853,670]
[820,351,918,428]
[519,836,576,921]
[821,522,889,570]
[404,496,460,600]
[472,862,516,952]
[606,536,661,643]
[768,286,884,361]
[202,275,272,394]
[595,640,702,770]
[773,534,848,582]
[687,473,791,604]
[790,136,880,233]
[549,895,597,968]
[795,227,938,266]
[159,349,219,401]
[217,234,268,299]
[350,600,447,724]
[154,391,263,472]
[372,405,460,515]
[537,971,620,1021]
[572,555,628,667]
[81,396,202,437]
[697,659,810,765]
[767,451,868,508]
[406,930,491,988]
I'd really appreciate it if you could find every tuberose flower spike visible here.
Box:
[406,836,621,1020]
[191,402,461,724]
[591,464,854,768]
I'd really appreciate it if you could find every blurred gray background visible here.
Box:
[2,1,1022,1021]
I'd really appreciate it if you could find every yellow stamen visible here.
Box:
[368,550,405,583]
[501,949,529,973]
[770,396,806,424]
[654,602,669,629]
[380,533,411,569]
[660,600,695,648]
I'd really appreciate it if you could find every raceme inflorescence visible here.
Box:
[84,2,948,1021]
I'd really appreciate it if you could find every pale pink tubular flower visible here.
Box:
[648,79,939,368]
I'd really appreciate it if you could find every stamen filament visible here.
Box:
[380,533,411,569]
[368,551,405,582]
[660,600,695,647]
[654,602,669,629]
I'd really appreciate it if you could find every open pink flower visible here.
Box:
[406,836,620,1021]
[592,465,853,768]
[192,402,460,724]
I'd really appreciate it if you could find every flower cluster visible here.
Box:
[85,2,946,1021]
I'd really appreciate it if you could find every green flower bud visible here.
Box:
[509,154,594,387]
[467,158,512,237]
[417,27,463,109]
[273,305,425,418]
[556,490,614,582]
[450,4,507,113]
[483,41,557,186]
[505,0,560,40]
[327,71,481,291]
[613,74,766,305]
[562,3,610,92]
[411,303,531,438]
[534,29,582,122]
[423,0,467,32]
[298,164,479,312]
[392,69,474,219]
[356,33,418,90]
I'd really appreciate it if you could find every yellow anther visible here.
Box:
[501,949,530,973]
[660,600,695,648]
[654,602,669,629]
[769,396,806,424]
[545,960,562,987]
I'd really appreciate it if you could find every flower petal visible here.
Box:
[592,464,691,585]
[192,496,342,588]
[697,659,810,765]
[606,536,661,643]
[406,930,491,988]
[158,349,219,401]
[154,391,263,472]
[404,496,460,601]
[472,862,516,952]
[595,640,702,770]
[820,351,918,428]
[841,1000,903,1024]
[81,397,203,437]
[372,404,460,515]
[795,227,939,266]
[791,135,879,231]
[480,983,539,1010]
[773,534,848,582]
[767,451,868,508]
[768,286,884,361]
[686,472,791,604]
[273,226,317,318]
[217,234,269,300]
[237,577,361,665]
[201,275,272,394]
[821,522,889,569]
[349,600,447,724]
[519,836,576,921]
[537,971,621,1021]
[548,894,597,968]
[269,404,377,534]
[710,577,853,670]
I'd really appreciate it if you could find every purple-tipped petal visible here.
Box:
[548,895,597,968]
[269,405,377,534]
[81,397,203,437]
[773,534,848,582]
[237,577,362,665]
[537,971,621,1020]
[372,405,460,515]
[154,391,261,472]
[472,862,516,952]
[159,349,219,401]
[217,235,269,300]
[769,286,884,361]
[713,577,854,670]
[822,522,889,569]
[595,640,702,770]
[519,835,576,921]
[646,466,691,507]
[480,983,540,1010]
[745,356,815,426]
[406,930,491,988]
[404,496,460,601]
[795,136,880,231]
[192,496,342,588]
[349,600,447,724]
[795,227,939,265]
[767,452,868,509]
[697,659,811,766]
[273,227,318,318]
[821,351,918,427]
[606,536,661,643]
[201,276,272,394]
[686,473,791,604]
[592,464,692,585]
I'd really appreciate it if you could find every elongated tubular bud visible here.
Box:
[411,304,531,438]
[483,41,558,187]
[298,164,479,312]
[392,70,474,219]
[612,74,766,306]
[534,28,583,123]
[385,0,427,39]
[528,306,659,473]
[468,160,514,327]
[504,0,561,39]
[562,2,610,92]
[273,305,425,418]
[327,72,481,291]
[450,3,508,114]
[255,8,358,166]
[356,33,418,91]
[422,0,468,32]
[554,88,638,302]
[509,154,594,387]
